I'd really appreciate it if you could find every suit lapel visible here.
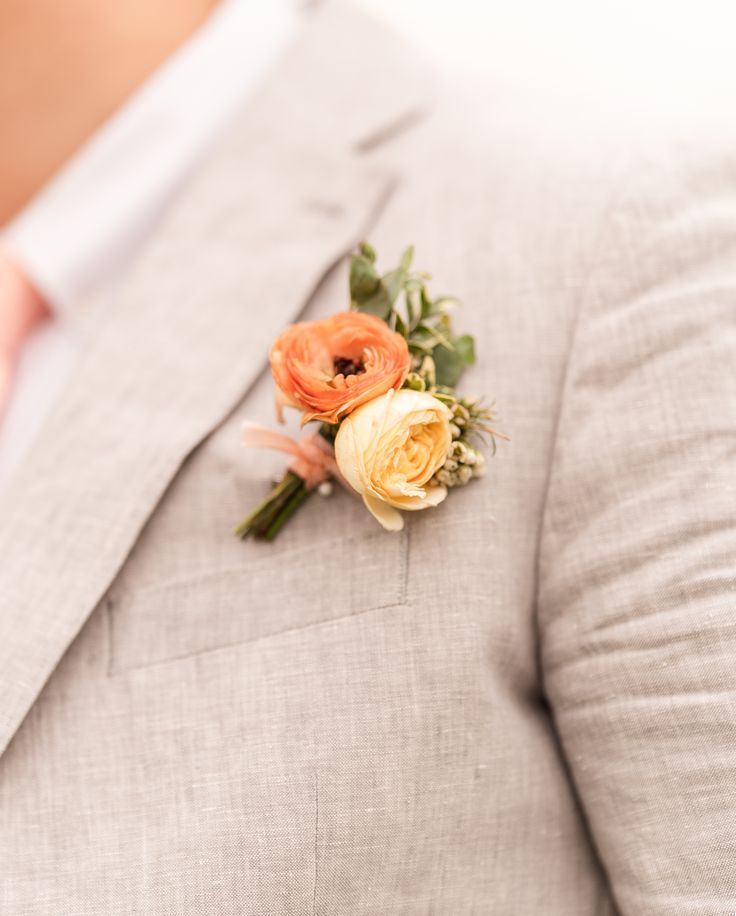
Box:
[0,1,430,758]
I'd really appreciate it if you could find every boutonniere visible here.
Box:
[234,243,507,539]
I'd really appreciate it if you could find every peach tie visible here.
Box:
[0,246,49,420]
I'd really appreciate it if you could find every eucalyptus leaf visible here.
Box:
[405,287,421,331]
[349,254,380,305]
[427,296,458,317]
[454,333,476,366]
[354,284,393,318]
[359,241,377,262]
[393,311,408,338]
[427,323,454,350]
[382,265,407,307]
[432,332,476,387]
[399,245,414,272]
[349,243,477,385]
[420,288,433,320]
[432,344,465,387]
[409,324,436,344]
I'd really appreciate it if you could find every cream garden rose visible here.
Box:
[334,388,453,531]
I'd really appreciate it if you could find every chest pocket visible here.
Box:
[105,359,410,674]
[107,525,408,674]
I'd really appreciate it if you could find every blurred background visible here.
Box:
[358,0,736,113]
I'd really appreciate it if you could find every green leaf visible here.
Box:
[392,311,408,338]
[405,287,421,331]
[404,373,426,391]
[420,287,433,320]
[428,323,454,350]
[381,266,406,307]
[359,241,377,263]
[349,253,380,306]
[427,296,458,318]
[454,333,476,366]
[399,244,414,272]
[432,334,476,387]
[408,323,437,347]
[350,244,414,318]
[354,284,393,318]
[432,344,465,387]
[376,245,415,313]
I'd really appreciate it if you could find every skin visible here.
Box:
[0,0,220,227]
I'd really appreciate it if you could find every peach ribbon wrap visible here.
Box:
[241,421,339,490]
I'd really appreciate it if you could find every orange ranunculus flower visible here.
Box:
[269,311,411,425]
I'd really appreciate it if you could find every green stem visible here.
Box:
[264,484,311,541]
[233,471,303,539]
[234,425,337,540]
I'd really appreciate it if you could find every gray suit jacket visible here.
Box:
[2,3,735,913]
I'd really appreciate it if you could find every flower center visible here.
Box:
[333,356,365,377]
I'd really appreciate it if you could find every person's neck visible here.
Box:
[0,0,220,228]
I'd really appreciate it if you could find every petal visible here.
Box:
[397,484,448,512]
[274,385,299,424]
[334,418,365,495]
[363,492,405,531]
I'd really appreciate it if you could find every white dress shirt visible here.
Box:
[0,0,300,487]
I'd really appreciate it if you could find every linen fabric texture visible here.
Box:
[1,3,734,913]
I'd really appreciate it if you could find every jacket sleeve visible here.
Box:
[537,124,736,914]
